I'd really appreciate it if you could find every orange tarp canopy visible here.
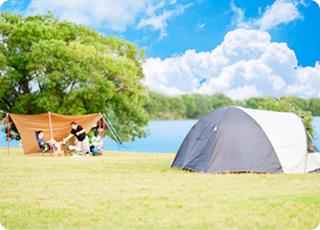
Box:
[9,113,101,154]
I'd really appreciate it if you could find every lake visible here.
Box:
[1,117,320,153]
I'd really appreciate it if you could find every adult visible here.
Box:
[36,131,62,152]
[64,122,90,156]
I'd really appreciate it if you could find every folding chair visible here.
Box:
[34,131,55,155]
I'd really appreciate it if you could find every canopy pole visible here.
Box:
[102,114,106,156]
[99,116,102,156]
[48,112,53,156]
[6,113,9,156]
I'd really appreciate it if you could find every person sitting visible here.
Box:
[36,131,62,152]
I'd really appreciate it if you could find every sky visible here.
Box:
[1,0,320,100]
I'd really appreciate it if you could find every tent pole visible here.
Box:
[99,116,102,156]
[102,114,106,156]
[48,112,53,156]
[6,113,9,156]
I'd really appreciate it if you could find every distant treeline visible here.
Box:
[144,91,320,120]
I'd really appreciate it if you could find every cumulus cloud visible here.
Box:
[143,28,320,100]
[23,0,190,33]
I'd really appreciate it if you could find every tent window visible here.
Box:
[198,124,214,140]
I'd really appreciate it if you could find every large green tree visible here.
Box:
[0,12,148,141]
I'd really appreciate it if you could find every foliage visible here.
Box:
[0,12,148,142]
[168,96,186,120]
[281,95,309,111]
[308,98,320,116]
[143,91,170,120]
[144,91,320,133]
[244,97,268,109]
[181,94,197,118]
[257,98,314,138]
[144,92,234,120]
[211,93,234,108]
[193,94,213,118]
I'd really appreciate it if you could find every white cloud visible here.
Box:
[137,3,193,39]
[231,0,303,31]
[225,85,261,101]
[230,1,251,29]
[137,11,173,39]
[24,0,147,30]
[255,0,302,30]
[23,0,190,33]
[197,23,206,31]
[143,28,320,100]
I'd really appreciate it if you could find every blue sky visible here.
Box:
[1,0,320,100]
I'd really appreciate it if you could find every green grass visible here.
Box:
[0,148,319,229]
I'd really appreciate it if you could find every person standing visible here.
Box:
[64,122,90,156]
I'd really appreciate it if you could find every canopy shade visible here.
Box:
[9,113,101,154]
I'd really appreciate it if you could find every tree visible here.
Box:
[258,98,314,138]
[0,12,148,142]
[244,97,269,109]
[211,93,234,109]
[281,95,308,111]
[194,94,213,118]
[308,98,320,116]
[181,94,197,119]
[168,96,186,120]
[143,91,170,120]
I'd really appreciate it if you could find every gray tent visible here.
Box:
[171,106,320,174]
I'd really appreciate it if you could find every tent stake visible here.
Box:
[6,113,9,156]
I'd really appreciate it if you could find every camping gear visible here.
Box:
[171,106,320,174]
[8,113,101,155]
[63,135,80,155]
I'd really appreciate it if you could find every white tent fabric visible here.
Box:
[306,153,320,172]
[239,107,320,173]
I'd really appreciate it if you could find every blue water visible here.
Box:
[312,117,320,149]
[103,120,198,153]
[1,118,320,153]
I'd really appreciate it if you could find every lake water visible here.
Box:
[1,117,320,153]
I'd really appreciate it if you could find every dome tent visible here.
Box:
[171,106,320,174]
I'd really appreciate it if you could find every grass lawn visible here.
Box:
[0,148,319,229]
